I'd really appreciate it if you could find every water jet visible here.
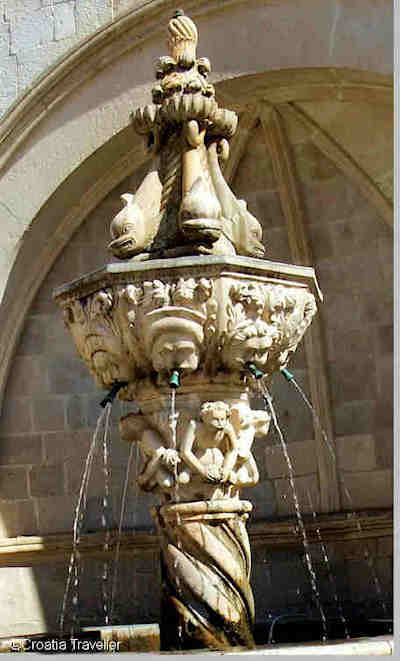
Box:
[169,370,182,389]
[100,381,128,408]
[246,362,265,380]
[280,367,295,383]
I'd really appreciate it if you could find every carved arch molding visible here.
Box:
[0,2,393,516]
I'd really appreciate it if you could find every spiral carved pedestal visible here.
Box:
[156,500,255,650]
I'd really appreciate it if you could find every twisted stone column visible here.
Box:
[155,500,255,650]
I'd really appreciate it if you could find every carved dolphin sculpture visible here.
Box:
[207,142,265,258]
[108,170,162,259]
[179,176,222,244]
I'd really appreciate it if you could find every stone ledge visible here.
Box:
[53,255,322,303]
[0,529,158,566]
[222,635,394,656]
[0,509,392,566]
[0,631,393,655]
[251,509,393,549]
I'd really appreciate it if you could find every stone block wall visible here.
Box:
[0,0,146,117]
[234,119,393,516]
[251,535,392,628]
[35,550,161,633]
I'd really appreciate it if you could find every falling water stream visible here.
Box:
[110,442,135,623]
[285,375,388,618]
[101,406,112,626]
[170,389,178,484]
[306,490,350,639]
[59,403,112,636]
[259,381,328,641]
[169,387,184,645]
[169,388,181,510]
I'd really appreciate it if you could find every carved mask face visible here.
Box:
[151,333,200,373]
[241,336,271,366]
[224,334,272,370]
[84,332,127,385]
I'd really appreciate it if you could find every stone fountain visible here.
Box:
[54,11,321,652]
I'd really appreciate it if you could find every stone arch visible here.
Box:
[0,0,393,636]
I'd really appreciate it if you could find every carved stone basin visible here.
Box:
[54,255,320,395]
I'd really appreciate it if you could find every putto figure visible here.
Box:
[119,412,180,492]
[229,403,271,487]
[179,401,238,486]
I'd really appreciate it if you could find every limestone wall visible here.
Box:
[0,0,393,119]
[0,0,143,117]
[0,0,393,640]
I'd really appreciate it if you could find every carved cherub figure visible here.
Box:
[229,403,270,487]
[119,413,179,492]
[179,401,239,485]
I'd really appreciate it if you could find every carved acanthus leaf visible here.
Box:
[141,280,170,312]
[170,277,213,310]
[229,282,266,318]
[264,285,318,370]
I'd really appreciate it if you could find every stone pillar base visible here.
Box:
[155,499,255,651]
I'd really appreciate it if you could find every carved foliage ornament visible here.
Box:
[62,277,316,384]
[222,282,317,374]
[62,276,316,386]
[62,276,218,385]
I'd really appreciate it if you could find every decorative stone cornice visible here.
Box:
[250,509,393,549]
[54,256,322,302]
[0,510,392,567]
[54,257,320,392]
